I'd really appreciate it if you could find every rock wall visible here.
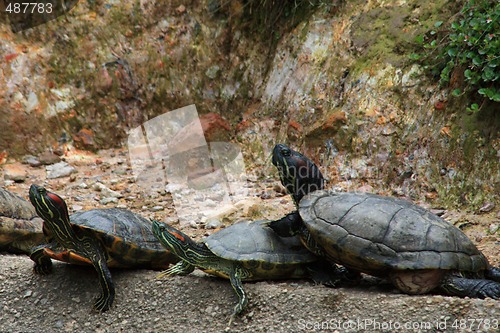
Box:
[0,0,498,208]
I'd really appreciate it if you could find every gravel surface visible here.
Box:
[1,148,499,333]
[1,254,499,333]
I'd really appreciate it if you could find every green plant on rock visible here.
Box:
[414,0,499,109]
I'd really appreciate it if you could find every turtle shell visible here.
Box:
[67,208,176,269]
[299,190,488,275]
[205,220,316,264]
[0,187,45,254]
[0,187,38,220]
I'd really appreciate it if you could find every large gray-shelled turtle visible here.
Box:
[270,143,500,299]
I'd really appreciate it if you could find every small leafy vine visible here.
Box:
[412,0,499,112]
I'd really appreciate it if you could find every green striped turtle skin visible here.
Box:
[152,219,341,324]
[28,184,178,312]
[270,143,500,299]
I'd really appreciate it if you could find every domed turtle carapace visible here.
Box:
[270,144,500,299]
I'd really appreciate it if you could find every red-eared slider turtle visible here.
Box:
[152,219,342,324]
[0,187,44,254]
[28,184,178,312]
[270,144,500,299]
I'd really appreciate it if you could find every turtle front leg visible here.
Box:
[307,259,361,287]
[441,275,500,299]
[228,266,250,326]
[156,260,195,279]
[91,256,115,312]
[29,244,53,275]
[268,211,302,237]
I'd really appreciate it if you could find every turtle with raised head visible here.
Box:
[269,143,500,299]
[152,219,342,324]
[28,184,178,312]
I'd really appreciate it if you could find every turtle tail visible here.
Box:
[485,266,500,282]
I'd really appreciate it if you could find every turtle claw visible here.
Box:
[227,304,244,326]
[227,313,237,327]
[92,294,112,313]
[33,261,52,275]
[30,246,53,275]
[156,270,172,280]
[156,261,194,280]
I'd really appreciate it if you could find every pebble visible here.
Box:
[259,191,272,200]
[38,151,61,165]
[21,155,42,167]
[430,209,446,217]
[479,202,495,213]
[46,162,77,179]
[205,217,222,229]
[93,182,123,198]
[23,290,32,298]
[205,199,216,207]
[489,224,499,234]
[205,65,220,79]
[3,164,27,182]
[151,205,164,212]
[72,205,83,211]
[100,197,118,205]
[3,180,15,186]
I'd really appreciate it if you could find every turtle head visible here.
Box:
[29,184,70,225]
[272,144,324,205]
[152,220,199,261]
[29,184,74,242]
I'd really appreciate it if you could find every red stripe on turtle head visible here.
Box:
[46,191,68,212]
[44,191,70,222]
[168,229,185,242]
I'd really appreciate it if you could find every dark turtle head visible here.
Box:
[272,144,324,206]
[29,184,75,243]
[152,220,202,263]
